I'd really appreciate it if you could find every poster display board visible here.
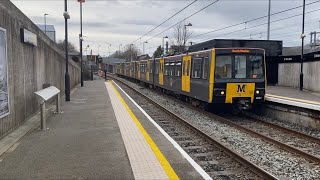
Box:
[0,27,9,118]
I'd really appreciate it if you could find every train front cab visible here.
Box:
[212,48,266,110]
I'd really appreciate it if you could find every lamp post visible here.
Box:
[78,0,85,87]
[300,0,306,91]
[105,43,111,69]
[143,41,148,54]
[63,0,71,101]
[105,43,111,57]
[162,36,168,56]
[130,44,133,62]
[183,23,192,49]
[267,0,271,40]
[119,44,122,55]
[98,44,101,55]
[44,13,49,35]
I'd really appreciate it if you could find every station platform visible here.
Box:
[0,80,205,179]
[266,86,320,111]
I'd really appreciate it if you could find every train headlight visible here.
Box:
[221,91,225,95]
[256,90,260,95]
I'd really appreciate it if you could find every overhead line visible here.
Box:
[207,8,320,39]
[239,18,320,38]
[143,0,220,44]
[192,0,320,38]
[131,0,198,44]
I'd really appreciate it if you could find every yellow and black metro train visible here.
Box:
[115,48,266,110]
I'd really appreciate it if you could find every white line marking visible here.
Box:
[113,80,212,180]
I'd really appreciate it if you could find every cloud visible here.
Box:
[11,0,320,55]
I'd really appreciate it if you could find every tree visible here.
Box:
[153,46,163,58]
[171,22,192,53]
[110,44,141,61]
[57,40,78,53]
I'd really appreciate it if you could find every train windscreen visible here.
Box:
[215,54,264,80]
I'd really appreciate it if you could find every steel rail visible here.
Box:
[107,74,278,180]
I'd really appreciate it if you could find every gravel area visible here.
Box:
[114,77,320,179]
[246,111,320,139]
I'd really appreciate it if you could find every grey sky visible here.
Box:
[11,0,320,56]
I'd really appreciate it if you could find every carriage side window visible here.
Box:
[192,58,202,78]
[175,61,182,76]
[202,57,209,79]
[155,62,159,74]
[170,62,175,76]
[164,62,170,75]
[215,55,232,79]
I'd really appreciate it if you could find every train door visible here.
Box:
[146,60,150,81]
[130,62,132,77]
[138,61,141,79]
[159,58,164,85]
[182,55,191,92]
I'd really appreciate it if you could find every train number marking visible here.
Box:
[237,84,246,93]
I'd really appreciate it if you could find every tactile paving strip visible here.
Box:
[105,82,168,180]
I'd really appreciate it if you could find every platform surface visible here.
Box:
[0,80,134,179]
[0,80,204,179]
[267,86,320,103]
[266,86,320,110]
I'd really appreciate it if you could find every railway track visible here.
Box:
[108,75,277,179]
[225,114,320,164]
[112,75,320,165]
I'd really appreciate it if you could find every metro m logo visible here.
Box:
[237,84,246,93]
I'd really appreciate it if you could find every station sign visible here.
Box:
[20,28,37,46]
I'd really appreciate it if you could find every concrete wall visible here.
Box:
[0,1,80,139]
[278,62,320,92]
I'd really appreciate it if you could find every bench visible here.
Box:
[34,86,61,130]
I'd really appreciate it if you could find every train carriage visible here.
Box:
[115,47,265,110]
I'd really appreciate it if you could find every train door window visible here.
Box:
[170,62,175,76]
[192,58,202,78]
[234,55,246,78]
[156,62,159,74]
[175,61,182,76]
[150,61,153,74]
[165,62,170,75]
[143,64,146,73]
[215,55,232,79]
[187,60,190,76]
[202,57,209,79]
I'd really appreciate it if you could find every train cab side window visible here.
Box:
[175,61,182,76]
[202,57,209,79]
[192,58,202,78]
[170,61,175,76]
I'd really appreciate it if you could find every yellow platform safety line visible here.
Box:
[109,81,179,180]
[266,94,320,106]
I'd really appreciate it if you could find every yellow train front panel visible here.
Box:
[225,83,255,103]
